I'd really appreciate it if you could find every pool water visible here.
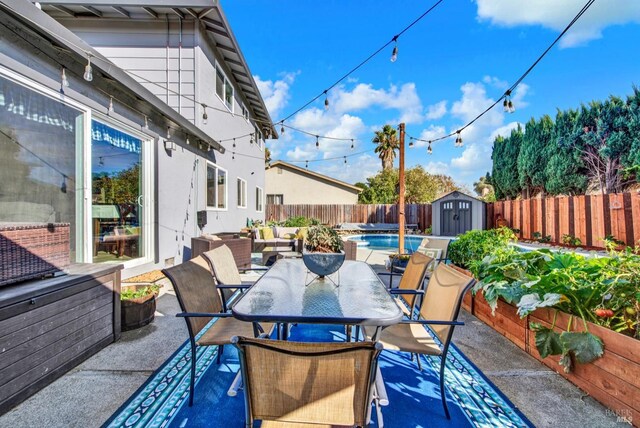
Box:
[346,234,426,252]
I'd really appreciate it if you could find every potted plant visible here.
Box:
[388,253,411,271]
[121,284,160,331]
[302,225,345,277]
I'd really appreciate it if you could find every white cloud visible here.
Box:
[285,145,315,161]
[489,121,522,141]
[425,101,447,120]
[450,143,493,177]
[450,82,503,127]
[316,154,381,185]
[332,82,425,124]
[482,75,509,89]
[413,125,446,148]
[476,0,640,47]
[424,161,450,175]
[254,71,298,119]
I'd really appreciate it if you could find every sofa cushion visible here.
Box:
[273,226,298,238]
[259,227,274,240]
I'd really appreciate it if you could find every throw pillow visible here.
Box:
[295,227,308,240]
[283,233,296,239]
[260,227,274,240]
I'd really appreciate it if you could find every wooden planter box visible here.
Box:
[528,308,639,425]
[120,285,158,331]
[0,223,70,287]
[474,292,528,351]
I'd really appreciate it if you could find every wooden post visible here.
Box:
[398,123,405,254]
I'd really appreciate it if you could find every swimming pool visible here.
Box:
[346,234,427,252]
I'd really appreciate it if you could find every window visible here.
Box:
[237,178,247,208]
[241,104,249,121]
[256,186,264,212]
[215,64,233,111]
[267,194,283,205]
[206,162,227,210]
[254,125,264,149]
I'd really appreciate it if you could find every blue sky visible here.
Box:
[222,0,640,190]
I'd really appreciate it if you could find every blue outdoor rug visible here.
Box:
[104,322,532,428]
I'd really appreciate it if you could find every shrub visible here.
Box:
[447,227,517,270]
[282,216,320,227]
[121,285,160,301]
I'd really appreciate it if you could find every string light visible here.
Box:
[503,90,515,113]
[409,137,414,148]
[108,97,114,114]
[350,139,354,150]
[315,135,319,149]
[280,121,285,135]
[83,54,93,82]
[166,127,171,140]
[427,141,433,154]
[232,138,236,148]
[390,36,399,62]
[99,156,104,166]
[232,152,235,160]
[143,115,149,130]
[324,91,329,110]
[60,68,69,93]
[305,160,309,169]
[60,175,67,193]
[455,131,463,147]
[250,133,255,144]
[344,156,347,164]
[202,104,208,124]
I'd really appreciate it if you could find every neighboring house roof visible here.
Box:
[432,190,485,204]
[2,0,225,152]
[36,0,277,139]
[267,161,362,193]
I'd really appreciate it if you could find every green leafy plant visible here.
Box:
[121,285,160,301]
[448,227,517,270]
[532,231,552,243]
[561,234,582,246]
[304,225,344,253]
[473,245,640,371]
[424,226,433,235]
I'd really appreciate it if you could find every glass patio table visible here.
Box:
[232,259,403,337]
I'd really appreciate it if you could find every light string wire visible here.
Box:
[278,0,446,124]
[409,0,597,146]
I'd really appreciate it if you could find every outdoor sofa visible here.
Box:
[251,226,303,252]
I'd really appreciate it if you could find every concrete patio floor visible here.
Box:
[0,250,620,428]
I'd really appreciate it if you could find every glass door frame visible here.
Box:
[87,113,155,268]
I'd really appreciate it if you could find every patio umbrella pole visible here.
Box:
[398,123,406,255]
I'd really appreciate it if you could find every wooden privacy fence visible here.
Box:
[265,204,433,231]
[487,192,640,248]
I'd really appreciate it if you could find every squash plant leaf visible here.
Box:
[559,351,573,373]
[560,332,604,364]
[530,323,562,358]
[517,293,566,317]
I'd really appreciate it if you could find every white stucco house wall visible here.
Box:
[0,0,274,277]
[265,161,361,205]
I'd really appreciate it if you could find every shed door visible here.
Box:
[441,200,473,236]
[441,201,457,236]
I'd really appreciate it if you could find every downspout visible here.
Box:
[166,15,170,105]
[178,17,182,114]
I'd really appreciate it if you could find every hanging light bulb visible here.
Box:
[83,54,93,82]
[99,156,104,166]
[508,99,515,113]
[350,139,354,150]
[427,141,433,155]
[108,97,114,115]
[280,122,285,135]
[305,160,309,169]
[166,127,171,140]
[324,91,329,111]
[503,98,509,112]
[60,68,69,93]
[202,104,208,125]
[409,137,414,148]
[390,36,399,62]
[60,175,67,193]
[232,152,235,160]
[315,135,319,148]
[455,131,463,147]
[250,133,255,144]
[504,90,515,113]
[232,138,236,148]
[143,115,149,130]
[344,156,347,164]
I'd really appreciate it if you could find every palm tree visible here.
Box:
[473,173,494,197]
[372,125,399,170]
[265,147,272,165]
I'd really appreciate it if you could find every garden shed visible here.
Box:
[432,191,486,236]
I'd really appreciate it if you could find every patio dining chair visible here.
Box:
[232,336,384,428]
[201,244,268,311]
[416,237,451,263]
[363,262,475,419]
[162,257,273,407]
[379,252,434,319]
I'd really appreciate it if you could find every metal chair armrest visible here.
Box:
[176,312,233,318]
[217,284,251,289]
[389,289,424,295]
[400,319,464,326]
